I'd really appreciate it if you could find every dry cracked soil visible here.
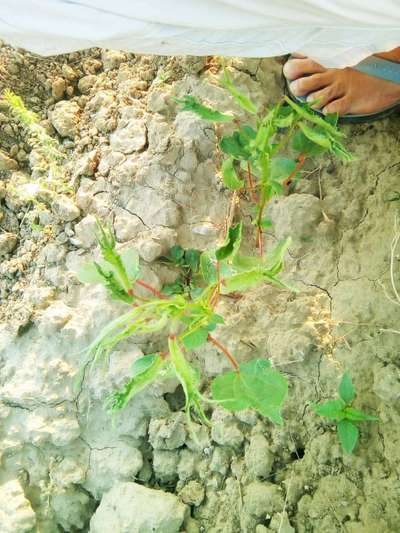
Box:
[0,42,399,533]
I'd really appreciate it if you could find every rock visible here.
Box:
[75,150,99,177]
[50,100,80,138]
[0,232,18,256]
[137,239,164,262]
[78,75,98,94]
[179,480,205,507]
[51,487,94,531]
[37,301,72,335]
[243,481,284,518]
[0,150,18,171]
[153,450,180,483]
[62,64,77,81]
[0,479,36,533]
[89,482,187,533]
[211,413,244,450]
[149,413,187,450]
[84,443,143,499]
[51,457,86,487]
[245,434,274,478]
[73,214,97,248]
[39,242,66,264]
[373,364,400,403]
[110,119,147,154]
[51,77,66,100]
[53,194,81,221]
[101,49,126,71]
[113,211,144,242]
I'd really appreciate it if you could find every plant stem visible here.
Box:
[136,279,167,299]
[208,334,240,371]
[283,153,306,187]
[246,161,258,203]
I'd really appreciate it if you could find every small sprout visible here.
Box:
[313,372,378,453]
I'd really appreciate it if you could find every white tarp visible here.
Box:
[1,0,400,67]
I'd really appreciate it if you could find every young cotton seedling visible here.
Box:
[77,220,292,430]
[175,68,353,255]
[313,372,378,453]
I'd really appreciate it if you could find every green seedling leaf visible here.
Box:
[343,407,379,422]
[216,222,242,261]
[121,248,140,281]
[337,419,359,453]
[325,112,339,126]
[76,261,105,284]
[169,245,185,264]
[275,106,295,128]
[298,122,332,149]
[174,95,233,123]
[220,132,251,160]
[292,130,326,156]
[211,359,288,424]
[106,353,166,411]
[169,336,210,426]
[221,68,257,114]
[270,157,297,183]
[200,251,218,284]
[331,140,354,161]
[222,157,244,190]
[181,327,209,350]
[211,371,251,411]
[284,96,343,139]
[260,217,273,229]
[313,399,345,420]
[338,372,355,404]
[184,249,201,272]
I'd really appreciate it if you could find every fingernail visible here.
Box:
[289,81,297,92]
[322,107,328,115]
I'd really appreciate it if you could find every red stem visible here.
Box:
[136,279,167,299]
[246,161,258,203]
[283,153,306,187]
[208,334,240,371]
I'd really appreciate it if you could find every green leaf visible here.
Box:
[221,68,257,114]
[343,407,379,422]
[220,132,251,160]
[338,372,355,404]
[216,222,242,261]
[120,248,140,281]
[337,419,359,453]
[76,261,105,284]
[298,122,332,149]
[232,255,265,271]
[211,371,251,411]
[200,251,218,284]
[221,157,244,190]
[313,399,346,420]
[169,245,185,264]
[275,106,295,128]
[106,353,166,411]
[181,327,209,350]
[184,249,201,272]
[292,130,326,156]
[211,359,288,424]
[270,157,297,183]
[222,270,265,293]
[331,140,354,162]
[174,95,233,123]
[284,96,344,139]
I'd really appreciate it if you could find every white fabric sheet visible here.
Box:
[1,0,399,67]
